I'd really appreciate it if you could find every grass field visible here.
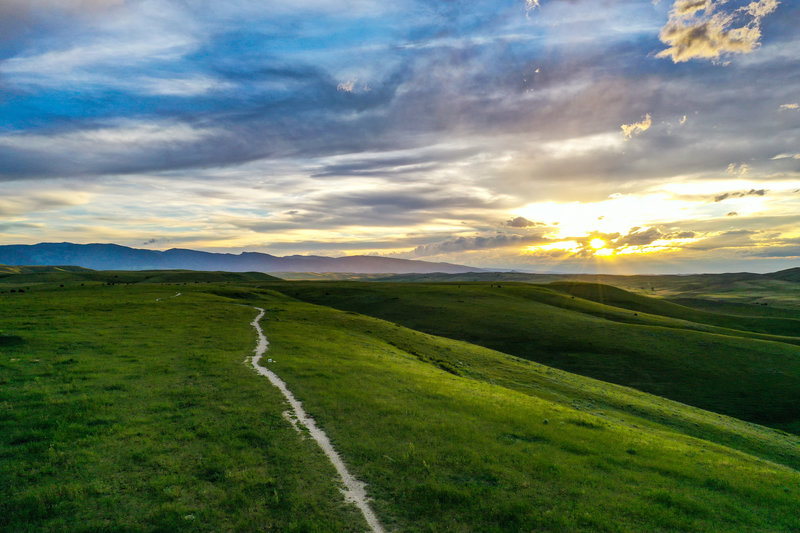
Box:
[0,284,366,531]
[2,270,800,531]
[268,281,800,433]
[376,269,800,310]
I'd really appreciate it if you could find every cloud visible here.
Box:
[745,0,781,17]
[407,233,551,258]
[726,162,749,176]
[0,0,799,274]
[0,0,123,42]
[616,227,663,246]
[684,229,758,250]
[0,120,232,180]
[0,190,93,216]
[337,79,356,92]
[0,1,197,86]
[750,245,800,258]
[137,76,233,96]
[657,0,780,63]
[506,216,541,228]
[621,114,652,140]
[713,188,765,202]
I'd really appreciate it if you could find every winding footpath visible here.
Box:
[248,307,385,533]
[155,292,181,301]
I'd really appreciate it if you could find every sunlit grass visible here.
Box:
[2,275,800,531]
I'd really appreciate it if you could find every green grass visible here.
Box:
[270,281,800,431]
[546,281,800,338]
[0,285,365,531]
[377,270,800,310]
[2,274,800,531]
[0,265,280,286]
[248,291,800,532]
[668,297,800,319]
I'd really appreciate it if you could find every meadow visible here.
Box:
[1,270,799,531]
[269,281,800,433]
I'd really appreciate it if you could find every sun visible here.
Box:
[590,238,606,250]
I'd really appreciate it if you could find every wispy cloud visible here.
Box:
[0,121,219,152]
[713,188,765,202]
[1,0,799,273]
[406,232,551,258]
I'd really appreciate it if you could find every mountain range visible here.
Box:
[0,242,483,274]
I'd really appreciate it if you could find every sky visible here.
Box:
[1,0,799,274]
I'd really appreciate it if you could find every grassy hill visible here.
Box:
[0,265,280,285]
[546,281,800,337]
[767,267,800,282]
[668,297,800,319]
[0,265,93,276]
[378,269,800,309]
[271,281,800,433]
[2,281,799,531]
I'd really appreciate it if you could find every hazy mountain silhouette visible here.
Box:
[0,242,484,274]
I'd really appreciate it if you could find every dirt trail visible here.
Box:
[155,292,181,302]
[248,307,385,533]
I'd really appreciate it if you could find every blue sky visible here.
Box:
[1,0,798,273]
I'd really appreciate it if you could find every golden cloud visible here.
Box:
[657,0,779,63]
[621,114,652,140]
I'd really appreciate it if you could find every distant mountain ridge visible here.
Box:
[0,242,484,274]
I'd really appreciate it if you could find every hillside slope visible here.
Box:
[273,281,800,432]
[546,281,800,337]
[247,290,800,531]
[0,265,281,285]
[2,282,799,532]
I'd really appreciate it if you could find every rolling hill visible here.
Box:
[0,265,281,285]
[1,277,798,531]
[271,281,800,432]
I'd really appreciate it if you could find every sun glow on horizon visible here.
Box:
[590,238,606,249]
